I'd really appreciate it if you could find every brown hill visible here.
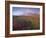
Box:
[13,14,40,30]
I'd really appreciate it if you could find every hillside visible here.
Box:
[13,13,40,30]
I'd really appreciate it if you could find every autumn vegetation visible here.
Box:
[13,15,40,30]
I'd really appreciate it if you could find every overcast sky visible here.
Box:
[12,7,40,16]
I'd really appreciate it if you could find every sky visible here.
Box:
[12,7,40,16]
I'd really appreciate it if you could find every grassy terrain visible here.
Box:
[13,15,40,30]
